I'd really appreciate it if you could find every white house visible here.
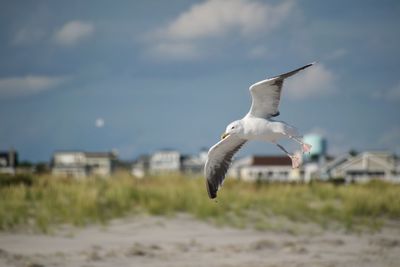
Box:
[229,155,301,182]
[0,149,18,175]
[323,151,400,183]
[131,155,150,178]
[181,150,207,174]
[85,152,116,176]
[52,151,117,178]
[149,150,181,174]
[132,149,207,177]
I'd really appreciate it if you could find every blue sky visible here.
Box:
[0,0,399,162]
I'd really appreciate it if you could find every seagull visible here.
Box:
[204,63,315,199]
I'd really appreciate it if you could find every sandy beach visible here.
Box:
[0,215,399,267]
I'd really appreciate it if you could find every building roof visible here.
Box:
[53,151,117,159]
[84,152,117,159]
[323,151,397,174]
[251,156,291,166]
[156,148,180,153]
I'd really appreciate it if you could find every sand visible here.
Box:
[0,215,399,267]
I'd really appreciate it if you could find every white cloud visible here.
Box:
[157,0,293,40]
[54,21,94,46]
[386,83,400,101]
[324,48,348,61]
[306,127,329,137]
[382,82,400,102]
[247,45,268,59]
[285,64,335,100]
[149,42,200,60]
[373,82,400,103]
[12,28,46,45]
[147,0,294,60]
[0,75,67,98]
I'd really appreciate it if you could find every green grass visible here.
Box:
[0,173,399,233]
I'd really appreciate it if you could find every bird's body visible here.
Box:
[205,63,315,199]
[240,117,298,143]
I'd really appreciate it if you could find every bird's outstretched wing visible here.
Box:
[204,135,246,199]
[247,63,314,119]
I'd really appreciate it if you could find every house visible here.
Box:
[131,155,150,178]
[229,155,301,182]
[132,149,208,177]
[323,151,400,183]
[52,151,117,178]
[85,152,117,176]
[0,149,18,175]
[181,150,207,174]
[149,150,181,174]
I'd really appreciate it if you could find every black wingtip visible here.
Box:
[299,62,316,72]
[277,62,315,80]
[206,179,217,199]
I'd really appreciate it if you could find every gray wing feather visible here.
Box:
[247,63,314,119]
[204,135,246,199]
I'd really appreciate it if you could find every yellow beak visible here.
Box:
[221,132,229,140]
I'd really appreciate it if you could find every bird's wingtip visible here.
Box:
[206,179,217,199]
[276,62,316,80]
[303,62,316,69]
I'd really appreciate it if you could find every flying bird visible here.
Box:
[204,63,315,199]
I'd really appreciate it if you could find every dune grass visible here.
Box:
[0,173,399,233]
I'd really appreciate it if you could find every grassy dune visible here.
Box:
[1,173,400,233]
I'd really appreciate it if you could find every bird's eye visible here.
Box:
[231,126,235,129]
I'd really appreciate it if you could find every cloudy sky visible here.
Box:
[1,0,399,162]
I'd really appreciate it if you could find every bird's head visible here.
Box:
[221,120,244,140]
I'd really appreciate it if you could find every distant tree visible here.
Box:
[348,149,358,156]
[114,160,133,171]
[19,160,33,167]
[35,162,50,174]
